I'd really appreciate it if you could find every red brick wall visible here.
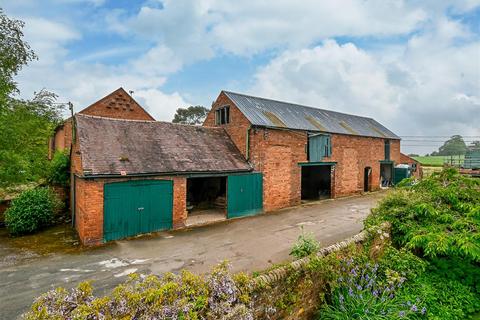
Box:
[74,176,187,246]
[399,152,423,179]
[325,135,401,197]
[79,88,154,121]
[204,92,251,157]
[249,128,307,211]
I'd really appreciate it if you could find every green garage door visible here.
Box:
[104,180,173,242]
[227,173,263,218]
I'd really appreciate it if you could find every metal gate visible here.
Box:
[103,180,173,242]
[227,173,263,218]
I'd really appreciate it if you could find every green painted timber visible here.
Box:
[393,167,409,185]
[308,134,331,162]
[227,173,263,218]
[104,180,173,242]
[298,161,337,166]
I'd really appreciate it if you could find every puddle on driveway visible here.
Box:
[0,224,83,267]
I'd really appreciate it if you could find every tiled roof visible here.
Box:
[75,114,251,176]
[224,91,399,139]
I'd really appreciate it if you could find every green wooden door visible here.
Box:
[104,180,173,242]
[227,173,263,218]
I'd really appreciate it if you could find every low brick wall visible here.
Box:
[250,223,390,319]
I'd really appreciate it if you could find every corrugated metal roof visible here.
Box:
[224,91,400,139]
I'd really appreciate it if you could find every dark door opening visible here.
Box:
[380,163,393,188]
[364,167,371,192]
[301,165,332,201]
[186,176,227,226]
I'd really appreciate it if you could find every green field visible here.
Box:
[413,155,465,167]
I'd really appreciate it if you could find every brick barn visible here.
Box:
[54,88,420,245]
[204,91,421,212]
[50,87,154,159]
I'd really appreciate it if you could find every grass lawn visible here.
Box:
[413,155,464,167]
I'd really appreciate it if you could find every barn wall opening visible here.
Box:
[380,163,393,188]
[364,167,372,192]
[301,165,332,201]
[186,176,227,226]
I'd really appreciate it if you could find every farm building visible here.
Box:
[63,89,419,245]
[204,91,415,211]
[49,87,154,157]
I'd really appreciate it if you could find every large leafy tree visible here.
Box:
[437,135,468,156]
[0,8,36,104]
[0,90,65,186]
[172,105,210,125]
[0,9,64,187]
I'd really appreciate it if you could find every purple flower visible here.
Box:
[411,305,418,312]
[348,287,354,297]
[356,285,362,290]
[421,307,427,315]
[399,311,406,317]
[373,290,378,297]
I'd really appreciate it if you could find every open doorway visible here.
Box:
[380,163,393,188]
[301,165,332,201]
[364,167,372,192]
[186,176,227,226]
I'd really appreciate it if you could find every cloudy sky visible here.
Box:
[1,0,479,154]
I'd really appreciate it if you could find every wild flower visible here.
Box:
[319,258,426,319]
[23,262,256,320]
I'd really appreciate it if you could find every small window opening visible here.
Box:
[215,106,230,125]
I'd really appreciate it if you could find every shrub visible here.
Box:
[4,187,59,236]
[365,168,480,318]
[366,168,480,262]
[47,151,70,186]
[290,228,320,259]
[396,270,480,320]
[318,256,426,319]
[23,262,255,320]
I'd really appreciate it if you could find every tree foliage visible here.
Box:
[437,135,468,156]
[367,168,480,262]
[0,90,65,187]
[0,10,64,187]
[0,8,36,103]
[47,151,70,186]
[172,105,210,125]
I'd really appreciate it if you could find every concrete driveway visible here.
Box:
[0,192,385,319]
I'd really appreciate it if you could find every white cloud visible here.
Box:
[253,40,401,120]
[134,88,189,121]
[21,17,80,66]
[249,19,480,154]
[106,0,431,63]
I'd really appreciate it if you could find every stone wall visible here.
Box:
[250,222,391,320]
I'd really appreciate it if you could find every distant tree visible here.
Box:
[469,140,480,149]
[172,105,209,125]
[430,151,439,156]
[0,8,36,104]
[408,153,419,157]
[437,135,468,156]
